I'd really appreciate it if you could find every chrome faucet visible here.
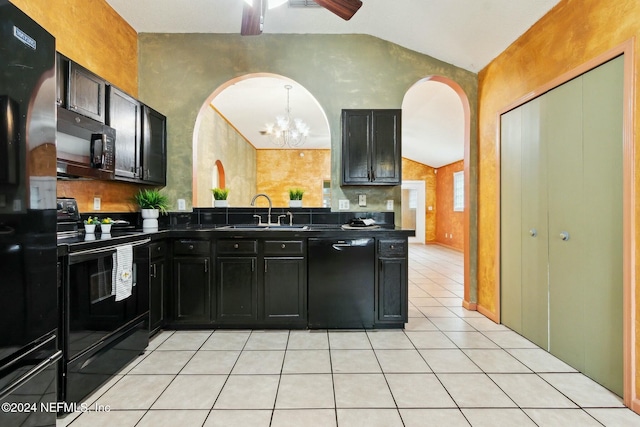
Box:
[250,193,273,225]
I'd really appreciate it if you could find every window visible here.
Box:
[453,171,464,212]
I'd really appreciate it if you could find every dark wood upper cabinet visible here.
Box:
[107,86,142,180]
[142,105,167,185]
[342,109,401,185]
[68,62,106,123]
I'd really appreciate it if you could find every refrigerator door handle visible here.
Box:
[0,350,62,402]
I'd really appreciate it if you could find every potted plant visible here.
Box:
[288,188,304,208]
[83,216,99,234]
[212,187,229,208]
[99,217,113,234]
[134,189,169,230]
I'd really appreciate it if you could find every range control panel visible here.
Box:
[56,197,80,223]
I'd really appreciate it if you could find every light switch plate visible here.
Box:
[358,194,366,207]
[386,199,394,210]
[177,199,186,211]
[93,197,101,210]
[339,199,350,210]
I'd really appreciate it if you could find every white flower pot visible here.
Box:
[141,208,159,230]
[84,224,96,234]
[214,200,228,208]
[100,223,112,234]
[289,200,302,208]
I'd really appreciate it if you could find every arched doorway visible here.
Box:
[402,76,474,310]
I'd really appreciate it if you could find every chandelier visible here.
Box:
[264,85,310,148]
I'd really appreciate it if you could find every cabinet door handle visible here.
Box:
[204,259,208,273]
[529,228,537,237]
[560,231,570,241]
[281,244,286,249]
[234,243,239,249]
[189,244,194,250]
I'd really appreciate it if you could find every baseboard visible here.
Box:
[477,303,499,323]
[462,300,477,311]
[428,242,464,252]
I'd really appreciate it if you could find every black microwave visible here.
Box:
[56,107,116,180]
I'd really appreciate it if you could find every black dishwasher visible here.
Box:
[308,238,375,328]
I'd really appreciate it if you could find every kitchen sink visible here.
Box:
[217,224,310,231]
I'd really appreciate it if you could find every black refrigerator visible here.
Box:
[0,2,61,426]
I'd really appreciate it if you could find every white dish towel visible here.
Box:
[112,244,133,301]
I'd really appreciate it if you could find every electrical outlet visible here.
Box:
[386,200,394,210]
[93,197,101,210]
[338,199,350,210]
[358,194,367,207]
[177,199,186,211]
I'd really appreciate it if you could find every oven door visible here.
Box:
[63,241,149,361]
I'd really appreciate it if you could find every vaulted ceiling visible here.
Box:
[107,0,560,167]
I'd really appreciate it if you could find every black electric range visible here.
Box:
[55,198,150,410]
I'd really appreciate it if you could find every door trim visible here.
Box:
[401,180,426,244]
[495,39,635,407]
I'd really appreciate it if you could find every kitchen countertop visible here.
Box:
[57,225,415,256]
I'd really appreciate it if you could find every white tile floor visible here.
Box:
[58,244,640,427]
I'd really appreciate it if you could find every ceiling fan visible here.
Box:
[241,0,363,36]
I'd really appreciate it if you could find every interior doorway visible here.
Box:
[401,180,425,244]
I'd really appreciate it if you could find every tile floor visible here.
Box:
[58,244,640,427]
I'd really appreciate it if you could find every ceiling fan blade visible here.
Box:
[241,0,266,36]
[314,0,363,21]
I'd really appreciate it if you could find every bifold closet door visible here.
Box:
[545,76,586,371]
[520,98,549,350]
[580,56,623,395]
[500,108,523,333]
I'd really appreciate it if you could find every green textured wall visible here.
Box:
[195,106,257,207]
[137,33,478,221]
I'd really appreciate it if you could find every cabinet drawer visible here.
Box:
[217,239,257,254]
[149,241,167,259]
[264,240,304,256]
[173,240,211,256]
[378,239,406,257]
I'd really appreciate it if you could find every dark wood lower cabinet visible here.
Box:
[160,235,407,329]
[376,239,408,325]
[216,256,258,323]
[149,241,168,335]
[172,240,213,325]
[263,257,306,326]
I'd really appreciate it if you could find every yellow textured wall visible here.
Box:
[477,0,640,400]
[10,0,138,96]
[435,160,464,251]
[401,158,436,242]
[256,150,331,208]
[11,0,141,212]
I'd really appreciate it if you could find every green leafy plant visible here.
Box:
[84,216,99,225]
[212,188,229,200]
[133,189,169,214]
[100,217,113,224]
[288,188,305,200]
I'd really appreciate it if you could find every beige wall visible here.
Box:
[196,107,257,207]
